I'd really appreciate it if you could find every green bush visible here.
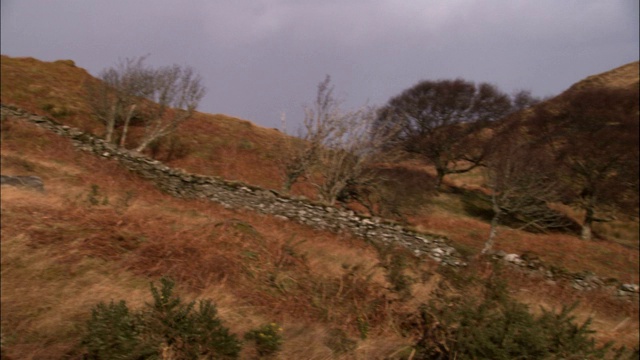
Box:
[376,246,414,298]
[82,300,155,359]
[81,277,241,359]
[413,277,615,359]
[244,323,283,357]
[38,101,73,118]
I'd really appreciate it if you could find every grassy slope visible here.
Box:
[2,117,432,358]
[567,61,640,92]
[0,55,302,192]
[1,55,638,358]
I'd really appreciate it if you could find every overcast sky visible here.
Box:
[2,1,638,130]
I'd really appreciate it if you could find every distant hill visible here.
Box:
[566,61,639,93]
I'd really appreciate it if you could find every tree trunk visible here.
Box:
[581,207,594,240]
[282,164,305,192]
[135,137,154,153]
[119,104,136,148]
[318,185,339,205]
[482,208,501,254]
[104,104,117,143]
[435,167,445,190]
[135,112,189,153]
[282,178,294,193]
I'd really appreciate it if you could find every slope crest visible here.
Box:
[566,61,639,93]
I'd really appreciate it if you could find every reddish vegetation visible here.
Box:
[1,55,638,358]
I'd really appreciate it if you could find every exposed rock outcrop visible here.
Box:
[0,175,44,191]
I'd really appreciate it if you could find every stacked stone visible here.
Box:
[5,103,638,295]
[0,104,464,266]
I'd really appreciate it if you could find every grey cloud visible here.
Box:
[1,0,637,129]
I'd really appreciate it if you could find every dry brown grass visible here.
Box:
[1,55,302,193]
[411,201,639,283]
[500,265,640,350]
[1,192,151,358]
[0,147,419,358]
[568,61,640,92]
[1,55,99,132]
[2,146,638,358]
[2,55,638,358]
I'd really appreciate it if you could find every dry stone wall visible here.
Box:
[0,104,464,266]
[2,103,638,299]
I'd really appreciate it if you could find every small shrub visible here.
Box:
[148,135,191,161]
[237,139,255,151]
[86,184,108,206]
[165,135,191,161]
[373,166,436,218]
[450,241,476,259]
[38,102,55,112]
[54,59,76,67]
[81,300,155,359]
[146,278,242,359]
[412,275,615,359]
[275,237,308,269]
[244,323,284,357]
[148,138,162,159]
[115,190,136,212]
[38,101,73,118]
[377,246,414,298]
[81,277,242,359]
[356,315,369,340]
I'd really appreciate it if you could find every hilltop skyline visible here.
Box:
[2,0,638,129]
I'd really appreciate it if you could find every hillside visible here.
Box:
[566,61,639,92]
[1,55,639,358]
[0,55,299,191]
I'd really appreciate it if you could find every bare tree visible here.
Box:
[134,64,205,152]
[312,105,388,205]
[481,124,568,254]
[276,112,303,192]
[86,57,205,153]
[281,76,399,205]
[375,79,516,189]
[511,89,542,112]
[278,138,313,193]
[85,56,154,144]
[278,77,340,192]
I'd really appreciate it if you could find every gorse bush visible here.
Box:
[145,278,242,359]
[81,277,241,359]
[82,300,155,359]
[413,276,615,360]
[244,323,283,357]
